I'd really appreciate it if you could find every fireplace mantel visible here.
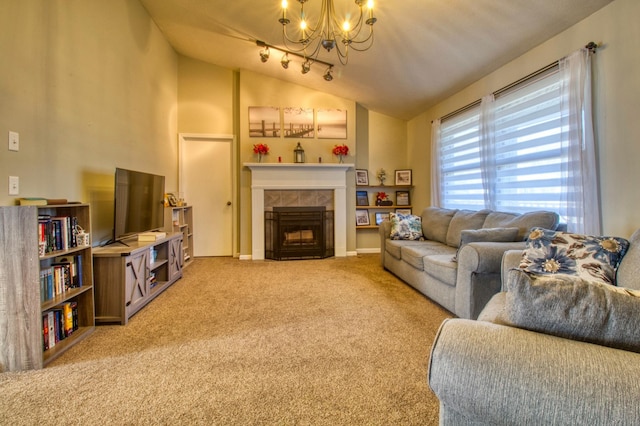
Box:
[245,162,354,260]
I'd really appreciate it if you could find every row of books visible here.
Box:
[40,255,83,302]
[38,215,80,254]
[42,301,78,351]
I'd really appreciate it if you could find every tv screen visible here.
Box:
[114,168,165,241]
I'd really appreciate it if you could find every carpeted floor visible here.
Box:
[0,254,452,425]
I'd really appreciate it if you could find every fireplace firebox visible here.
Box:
[265,206,334,260]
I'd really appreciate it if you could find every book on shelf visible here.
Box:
[138,231,167,242]
[42,302,79,352]
[19,197,47,206]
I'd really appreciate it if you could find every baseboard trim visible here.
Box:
[356,248,381,254]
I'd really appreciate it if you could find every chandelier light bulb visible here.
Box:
[342,21,350,32]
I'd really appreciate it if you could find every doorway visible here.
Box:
[179,133,235,257]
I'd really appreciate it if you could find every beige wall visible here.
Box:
[0,0,178,243]
[408,0,640,238]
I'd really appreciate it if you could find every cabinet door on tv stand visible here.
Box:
[168,237,183,282]
[125,250,150,319]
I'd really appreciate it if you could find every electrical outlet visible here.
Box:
[8,131,19,152]
[9,176,19,195]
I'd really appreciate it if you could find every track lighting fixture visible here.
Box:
[281,53,290,69]
[256,40,335,81]
[260,47,270,63]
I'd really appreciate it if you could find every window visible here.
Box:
[439,69,568,215]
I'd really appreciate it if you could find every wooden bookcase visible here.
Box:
[163,206,194,267]
[355,185,414,229]
[92,233,183,325]
[0,204,95,372]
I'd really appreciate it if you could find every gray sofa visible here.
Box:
[428,229,640,425]
[379,207,560,319]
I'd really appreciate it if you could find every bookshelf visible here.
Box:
[355,185,414,229]
[163,206,194,267]
[0,204,95,372]
[92,233,183,325]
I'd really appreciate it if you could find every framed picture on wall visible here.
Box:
[395,208,412,215]
[356,210,370,226]
[396,191,410,206]
[356,169,369,186]
[395,169,412,186]
[249,106,281,137]
[375,212,390,225]
[283,107,314,138]
[356,191,369,206]
[317,108,347,139]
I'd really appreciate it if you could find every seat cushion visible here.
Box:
[423,254,458,286]
[402,244,456,271]
[385,239,432,260]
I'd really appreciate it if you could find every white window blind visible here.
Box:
[440,69,566,215]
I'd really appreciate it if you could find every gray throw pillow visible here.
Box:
[451,227,520,262]
[503,269,640,353]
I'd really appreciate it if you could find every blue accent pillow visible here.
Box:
[520,227,630,286]
[389,213,424,241]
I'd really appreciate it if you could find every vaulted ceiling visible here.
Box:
[139,0,613,120]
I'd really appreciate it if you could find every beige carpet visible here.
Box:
[1,254,452,425]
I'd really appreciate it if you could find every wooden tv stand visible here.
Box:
[92,232,183,325]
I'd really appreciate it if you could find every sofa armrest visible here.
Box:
[429,319,640,425]
[454,241,525,319]
[501,249,523,290]
[379,220,391,267]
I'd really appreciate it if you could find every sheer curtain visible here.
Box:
[479,95,496,210]
[430,118,442,206]
[559,48,600,234]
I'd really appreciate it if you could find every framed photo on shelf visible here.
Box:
[375,212,390,225]
[396,191,410,206]
[356,190,369,206]
[356,209,370,226]
[395,169,412,186]
[356,169,369,186]
[395,208,412,215]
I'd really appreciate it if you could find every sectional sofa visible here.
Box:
[379,207,560,319]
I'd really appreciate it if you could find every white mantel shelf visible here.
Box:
[245,162,354,260]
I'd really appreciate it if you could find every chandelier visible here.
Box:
[280,0,376,64]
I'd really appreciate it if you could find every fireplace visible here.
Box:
[265,207,334,260]
[245,163,352,260]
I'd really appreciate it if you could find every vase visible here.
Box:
[258,153,263,163]
[338,155,344,163]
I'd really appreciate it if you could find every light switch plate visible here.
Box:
[9,176,19,195]
[8,131,19,152]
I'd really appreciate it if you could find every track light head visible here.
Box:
[323,66,333,82]
[281,53,290,69]
[260,47,270,63]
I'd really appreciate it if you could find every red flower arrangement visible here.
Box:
[376,192,388,202]
[332,144,349,156]
[253,143,270,155]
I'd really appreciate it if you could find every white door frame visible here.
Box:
[178,133,237,257]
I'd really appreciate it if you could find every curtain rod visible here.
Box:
[436,41,599,123]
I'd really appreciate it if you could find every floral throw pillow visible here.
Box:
[519,227,630,285]
[389,213,424,241]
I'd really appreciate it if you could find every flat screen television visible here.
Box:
[113,168,165,241]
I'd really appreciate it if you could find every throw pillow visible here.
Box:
[503,268,640,353]
[451,227,520,262]
[519,227,630,286]
[389,213,424,241]
[445,209,491,247]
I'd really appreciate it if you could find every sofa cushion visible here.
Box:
[445,209,491,248]
[483,210,560,241]
[503,268,640,353]
[452,227,520,262]
[615,228,640,290]
[520,227,630,286]
[389,212,425,241]
[385,239,433,260]
[423,254,459,286]
[402,244,457,271]
[421,207,457,244]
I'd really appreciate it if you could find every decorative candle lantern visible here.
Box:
[294,142,305,163]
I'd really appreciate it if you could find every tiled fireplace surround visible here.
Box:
[245,163,352,260]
